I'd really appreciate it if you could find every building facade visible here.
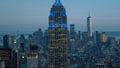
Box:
[27,44,39,68]
[0,48,12,68]
[48,0,67,68]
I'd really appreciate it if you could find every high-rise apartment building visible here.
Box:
[48,0,67,68]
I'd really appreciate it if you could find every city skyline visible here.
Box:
[0,0,120,68]
[0,0,120,34]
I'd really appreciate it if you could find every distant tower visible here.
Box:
[27,45,39,68]
[48,0,67,68]
[107,37,116,45]
[95,31,100,44]
[70,24,76,42]
[33,28,43,45]
[95,63,106,68]
[87,13,92,39]
[3,35,9,48]
[77,31,81,41]
[82,32,88,42]
[100,32,106,43]
[18,35,26,46]
[44,30,48,50]
[19,43,27,68]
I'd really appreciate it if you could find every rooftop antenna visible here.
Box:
[56,0,60,4]
[89,11,90,17]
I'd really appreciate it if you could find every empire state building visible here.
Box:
[48,0,67,68]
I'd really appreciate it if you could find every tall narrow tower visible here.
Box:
[48,0,67,68]
[3,35,9,48]
[87,13,92,39]
[70,24,76,42]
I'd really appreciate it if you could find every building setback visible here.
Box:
[48,0,68,68]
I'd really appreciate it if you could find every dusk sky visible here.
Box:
[0,0,120,34]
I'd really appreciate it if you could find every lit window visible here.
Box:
[22,56,24,59]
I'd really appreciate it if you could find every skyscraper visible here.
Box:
[19,43,27,68]
[48,0,67,68]
[87,13,92,40]
[70,24,76,42]
[100,32,106,43]
[82,32,88,42]
[33,28,43,46]
[95,31,100,44]
[3,35,9,48]
[43,30,48,51]
[77,31,81,41]
[27,45,39,68]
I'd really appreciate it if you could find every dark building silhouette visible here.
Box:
[17,35,27,52]
[0,48,12,68]
[107,37,116,45]
[107,61,113,68]
[70,24,76,42]
[95,31,100,44]
[33,28,43,46]
[82,32,88,42]
[12,37,19,68]
[77,31,81,41]
[12,51,18,68]
[18,35,26,44]
[43,30,48,51]
[3,35,9,48]
[48,0,68,68]
[19,43,27,68]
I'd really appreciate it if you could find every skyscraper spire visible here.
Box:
[54,0,62,6]
[87,12,92,40]
[88,11,91,17]
[55,0,60,3]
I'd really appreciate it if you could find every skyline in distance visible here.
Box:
[0,0,120,34]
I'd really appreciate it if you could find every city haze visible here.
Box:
[0,0,120,34]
